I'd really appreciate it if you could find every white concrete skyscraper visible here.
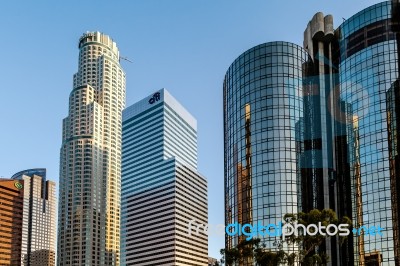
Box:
[58,32,126,266]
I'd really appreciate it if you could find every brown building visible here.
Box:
[0,178,24,265]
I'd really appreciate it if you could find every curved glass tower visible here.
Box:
[337,2,399,264]
[12,168,47,180]
[223,41,308,259]
[223,1,400,265]
[58,32,126,265]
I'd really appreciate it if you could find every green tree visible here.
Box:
[220,238,287,266]
[282,208,351,265]
[220,209,351,266]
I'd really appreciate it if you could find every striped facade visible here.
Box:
[0,179,24,265]
[121,89,208,265]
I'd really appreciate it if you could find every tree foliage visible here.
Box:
[220,209,351,266]
[220,238,288,266]
[282,208,351,264]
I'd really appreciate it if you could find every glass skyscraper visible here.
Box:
[336,2,399,264]
[121,89,208,265]
[224,1,400,265]
[58,32,126,265]
[305,2,400,264]
[303,12,352,265]
[223,42,308,262]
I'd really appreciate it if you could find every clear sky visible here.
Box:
[0,0,384,260]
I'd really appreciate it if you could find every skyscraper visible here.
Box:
[302,13,351,265]
[304,2,400,264]
[121,89,208,265]
[223,42,307,263]
[12,168,57,266]
[58,32,126,265]
[224,1,400,265]
[334,2,399,264]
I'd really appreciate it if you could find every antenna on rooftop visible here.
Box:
[120,56,133,63]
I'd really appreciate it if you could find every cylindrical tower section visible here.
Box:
[223,41,308,261]
[337,1,399,265]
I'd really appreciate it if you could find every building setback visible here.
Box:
[58,32,126,265]
[12,168,57,266]
[121,89,208,265]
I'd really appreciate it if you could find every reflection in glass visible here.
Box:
[224,42,307,264]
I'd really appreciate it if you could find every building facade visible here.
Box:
[335,2,399,264]
[58,32,126,265]
[121,89,208,265]
[302,12,353,265]
[223,42,307,262]
[12,168,57,266]
[0,179,24,265]
[224,1,400,265]
[304,2,400,264]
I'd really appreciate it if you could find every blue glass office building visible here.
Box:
[224,1,400,265]
[336,1,400,264]
[121,89,208,265]
[223,42,308,262]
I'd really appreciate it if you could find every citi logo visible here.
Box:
[148,92,161,104]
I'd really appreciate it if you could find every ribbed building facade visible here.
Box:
[0,179,24,265]
[121,89,208,265]
[304,2,400,264]
[58,32,126,265]
[302,12,352,265]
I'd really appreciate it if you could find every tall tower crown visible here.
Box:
[78,31,119,56]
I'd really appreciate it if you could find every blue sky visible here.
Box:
[0,0,383,260]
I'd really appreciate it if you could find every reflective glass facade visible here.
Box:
[303,12,352,264]
[224,2,400,265]
[12,168,47,180]
[337,2,399,264]
[223,42,308,257]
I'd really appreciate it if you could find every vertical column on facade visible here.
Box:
[386,2,400,265]
[387,2,400,261]
[303,13,343,266]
